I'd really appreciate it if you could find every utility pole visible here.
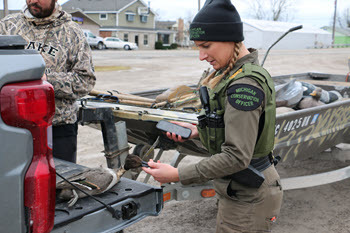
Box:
[332,0,337,46]
[3,0,9,18]
[198,0,201,12]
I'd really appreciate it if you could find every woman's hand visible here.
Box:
[166,121,199,143]
[142,159,180,184]
[42,74,47,81]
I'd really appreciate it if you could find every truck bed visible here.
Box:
[53,159,163,233]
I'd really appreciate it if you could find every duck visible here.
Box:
[296,87,325,109]
[300,81,342,104]
[56,154,147,206]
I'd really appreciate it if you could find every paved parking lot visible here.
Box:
[90,48,350,93]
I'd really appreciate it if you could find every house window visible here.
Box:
[124,34,128,42]
[126,12,135,22]
[144,35,148,45]
[161,34,170,45]
[140,15,148,23]
[99,13,108,20]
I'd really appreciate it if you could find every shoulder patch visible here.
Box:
[227,84,264,111]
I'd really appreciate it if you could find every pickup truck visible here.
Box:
[0,35,162,233]
[83,30,105,50]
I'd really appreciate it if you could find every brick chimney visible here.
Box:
[177,18,184,43]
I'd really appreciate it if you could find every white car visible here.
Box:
[103,37,138,50]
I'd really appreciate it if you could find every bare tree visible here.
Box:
[342,8,349,28]
[247,0,294,21]
[335,8,350,28]
[247,0,267,20]
[185,10,194,25]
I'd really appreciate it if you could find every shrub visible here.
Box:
[155,41,163,50]
[170,43,178,49]
[155,42,178,50]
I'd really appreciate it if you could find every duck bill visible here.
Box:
[310,91,317,96]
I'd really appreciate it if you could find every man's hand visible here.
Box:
[166,121,199,143]
[142,159,180,184]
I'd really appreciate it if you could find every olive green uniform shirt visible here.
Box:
[179,49,266,185]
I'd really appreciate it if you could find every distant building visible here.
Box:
[155,20,176,46]
[62,0,174,49]
[172,18,190,47]
[243,19,332,49]
[155,18,191,47]
[68,9,101,36]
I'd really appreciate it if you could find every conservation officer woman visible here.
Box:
[142,0,283,232]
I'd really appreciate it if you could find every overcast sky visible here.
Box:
[2,0,350,28]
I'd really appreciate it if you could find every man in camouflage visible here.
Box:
[0,0,96,163]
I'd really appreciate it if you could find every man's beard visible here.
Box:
[28,0,56,18]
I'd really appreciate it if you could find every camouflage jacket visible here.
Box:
[0,4,96,125]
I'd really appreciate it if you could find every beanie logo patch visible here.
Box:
[190,27,205,39]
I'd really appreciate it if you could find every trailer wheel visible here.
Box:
[133,144,144,156]
[133,144,154,160]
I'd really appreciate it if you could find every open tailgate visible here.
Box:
[52,159,163,233]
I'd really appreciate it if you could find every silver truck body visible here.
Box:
[0,37,45,232]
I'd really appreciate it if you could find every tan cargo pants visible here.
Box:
[214,165,283,233]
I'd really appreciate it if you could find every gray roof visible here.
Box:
[155,21,176,30]
[101,25,176,34]
[101,25,156,31]
[244,19,330,34]
[62,0,135,12]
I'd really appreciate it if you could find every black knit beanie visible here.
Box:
[190,0,244,42]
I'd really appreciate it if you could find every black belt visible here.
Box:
[250,153,273,172]
[223,153,273,188]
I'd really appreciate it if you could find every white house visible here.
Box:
[243,19,332,50]
[62,0,175,49]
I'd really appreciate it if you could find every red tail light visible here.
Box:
[0,80,56,233]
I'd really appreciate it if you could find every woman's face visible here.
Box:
[195,41,235,70]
